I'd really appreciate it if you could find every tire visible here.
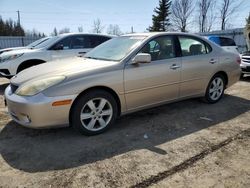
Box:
[204,74,225,104]
[70,90,118,136]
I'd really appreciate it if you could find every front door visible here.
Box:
[124,35,181,111]
[50,35,90,60]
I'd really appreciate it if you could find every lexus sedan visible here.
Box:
[5,32,241,135]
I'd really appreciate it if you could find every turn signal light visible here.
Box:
[52,99,72,106]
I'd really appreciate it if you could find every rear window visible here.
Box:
[219,37,236,46]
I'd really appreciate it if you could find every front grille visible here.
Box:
[241,66,250,72]
[10,84,18,93]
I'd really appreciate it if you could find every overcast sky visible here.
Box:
[0,0,249,35]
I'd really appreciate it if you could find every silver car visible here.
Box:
[5,32,241,135]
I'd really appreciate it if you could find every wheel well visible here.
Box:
[17,59,46,73]
[69,86,122,124]
[214,71,228,86]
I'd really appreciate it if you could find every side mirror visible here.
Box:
[54,44,64,50]
[131,53,151,64]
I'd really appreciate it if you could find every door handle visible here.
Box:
[209,59,217,64]
[170,64,181,70]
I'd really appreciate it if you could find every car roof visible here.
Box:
[123,32,204,38]
[58,33,115,38]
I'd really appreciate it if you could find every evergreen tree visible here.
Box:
[148,0,172,31]
[0,16,25,36]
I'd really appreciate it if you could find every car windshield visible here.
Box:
[27,37,51,48]
[85,36,146,61]
[33,36,60,49]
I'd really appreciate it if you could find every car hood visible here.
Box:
[0,47,27,54]
[0,48,41,57]
[11,57,119,86]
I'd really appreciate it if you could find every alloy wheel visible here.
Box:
[80,98,113,131]
[209,77,224,101]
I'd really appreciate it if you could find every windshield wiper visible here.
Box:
[85,56,100,60]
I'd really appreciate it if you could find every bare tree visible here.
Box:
[197,0,215,32]
[106,24,122,35]
[52,27,58,36]
[219,0,242,30]
[171,0,194,32]
[59,27,70,34]
[78,26,83,32]
[92,18,104,33]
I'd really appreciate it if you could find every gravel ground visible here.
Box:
[0,76,250,188]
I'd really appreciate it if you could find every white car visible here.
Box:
[240,51,250,76]
[0,33,113,78]
[0,37,51,55]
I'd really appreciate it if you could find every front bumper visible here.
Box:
[4,85,77,128]
[0,62,12,77]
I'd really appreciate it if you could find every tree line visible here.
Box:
[0,16,25,36]
[148,0,243,32]
[0,16,46,37]
[0,0,246,36]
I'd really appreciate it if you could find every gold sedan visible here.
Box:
[5,32,241,135]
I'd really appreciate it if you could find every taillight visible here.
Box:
[236,56,241,64]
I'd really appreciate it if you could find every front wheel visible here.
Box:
[204,74,225,103]
[70,90,118,135]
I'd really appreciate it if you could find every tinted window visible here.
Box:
[139,36,175,61]
[52,36,71,50]
[71,36,85,49]
[178,36,211,56]
[89,36,111,48]
[219,37,236,46]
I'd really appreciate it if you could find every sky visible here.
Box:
[0,0,250,35]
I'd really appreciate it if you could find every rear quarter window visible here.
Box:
[219,37,236,46]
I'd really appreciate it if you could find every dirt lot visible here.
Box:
[0,77,250,188]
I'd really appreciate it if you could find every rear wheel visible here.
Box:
[204,74,225,103]
[71,90,118,135]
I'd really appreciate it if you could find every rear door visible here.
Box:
[177,35,217,98]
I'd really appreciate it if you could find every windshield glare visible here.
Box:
[33,36,60,49]
[85,36,145,61]
[27,37,50,48]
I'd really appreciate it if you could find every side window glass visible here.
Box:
[179,36,211,56]
[139,36,175,61]
[219,37,236,46]
[89,36,101,48]
[98,36,110,44]
[54,37,71,50]
[71,36,85,49]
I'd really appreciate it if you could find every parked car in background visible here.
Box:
[0,33,113,78]
[206,36,239,54]
[5,32,241,135]
[0,37,51,55]
[240,51,250,76]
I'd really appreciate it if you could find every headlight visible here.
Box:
[15,76,66,96]
[0,53,24,63]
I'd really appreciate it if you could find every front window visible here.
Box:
[139,36,175,61]
[85,36,145,61]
